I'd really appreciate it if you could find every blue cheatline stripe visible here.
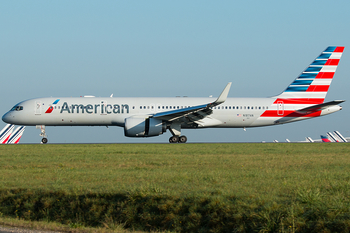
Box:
[298,73,317,79]
[53,99,60,104]
[317,53,332,59]
[285,86,309,92]
[305,67,322,72]
[311,60,327,66]
[324,46,337,52]
[291,80,313,85]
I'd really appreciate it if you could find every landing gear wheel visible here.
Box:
[42,138,48,144]
[179,136,187,143]
[169,136,179,143]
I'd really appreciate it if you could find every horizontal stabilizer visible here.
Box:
[298,100,345,112]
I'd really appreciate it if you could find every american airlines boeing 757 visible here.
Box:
[2,46,345,143]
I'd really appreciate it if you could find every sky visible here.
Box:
[1,0,349,143]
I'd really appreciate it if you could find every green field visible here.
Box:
[1,143,350,232]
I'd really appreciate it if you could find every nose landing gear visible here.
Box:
[36,125,48,144]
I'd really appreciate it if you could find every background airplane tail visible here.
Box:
[7,126,26,144]
[275,46,344,104]
[0,124,15,144]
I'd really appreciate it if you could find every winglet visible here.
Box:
[209,82,232,107]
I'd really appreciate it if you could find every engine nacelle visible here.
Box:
[124,116,166,137]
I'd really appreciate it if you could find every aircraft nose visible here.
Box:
[2,112,13,124]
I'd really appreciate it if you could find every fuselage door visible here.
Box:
[35,101,41,115]
[277,101,284,116]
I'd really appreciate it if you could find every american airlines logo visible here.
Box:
[59,102,130,114]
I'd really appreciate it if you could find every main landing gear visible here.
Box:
[36,125,48,144]
[168,122,187,143]
[169,135,187,143]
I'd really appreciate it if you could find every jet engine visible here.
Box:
[124,116,166,137]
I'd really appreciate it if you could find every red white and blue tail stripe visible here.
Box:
[0,124,15,144]
[321,135,331,142]
[7,126,26,144]
[0,124,26,144]
[275,46,344,103]
[261,46,344,119]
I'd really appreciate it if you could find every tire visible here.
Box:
[169,136,179,143]
[179,136,187,143]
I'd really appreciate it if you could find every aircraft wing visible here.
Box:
[152,82,232,122]
[297,100,345,112]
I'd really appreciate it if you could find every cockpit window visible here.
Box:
[11,106,23,111]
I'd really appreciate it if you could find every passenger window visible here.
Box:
[247,107,249,109]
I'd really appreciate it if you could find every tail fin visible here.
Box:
[0,124,15,144]
[321,135,331,142]
[327,132,338,142]
[7,126,26,144]
[275,46,344,104]
[333,131,347,142]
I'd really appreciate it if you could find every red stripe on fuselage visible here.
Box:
[260,110,322,118]
[273,98,324,104]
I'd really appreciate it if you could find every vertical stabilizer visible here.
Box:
[321,135,331,142]
[327,132,338,142]
[7,126,26,144]
[0,124,15,144]
[275,46,344,104]
[333,131,347,142]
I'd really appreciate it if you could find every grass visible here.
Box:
[0,143,350,232]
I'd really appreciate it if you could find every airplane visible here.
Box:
[0,124,26,144]
[2,46,345,144]
[320,131,349,143]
